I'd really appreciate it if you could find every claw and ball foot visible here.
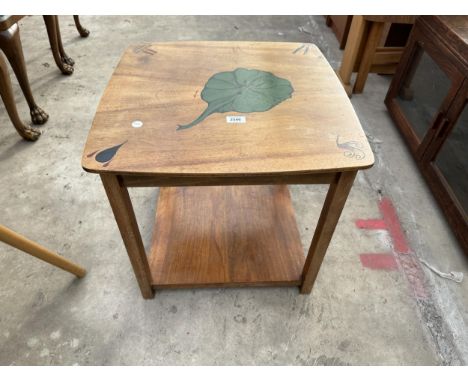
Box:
[16,124,41,141]
[73,16,90,37]
[59,59,74,74]
[30,105,49,125]
[62,54,75,66]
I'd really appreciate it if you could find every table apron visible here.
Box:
[120,173,336,188]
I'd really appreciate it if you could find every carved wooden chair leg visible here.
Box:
[0,53,41,141]
[0,24,49,126]
[43,15,74,75]
[54,16,75,67]
[0,224,86,278]
[73,16,90,37]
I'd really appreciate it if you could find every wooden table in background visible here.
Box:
[337,15,416,95]
[82,41,374,299]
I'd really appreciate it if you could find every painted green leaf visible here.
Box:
[177,68,294,130]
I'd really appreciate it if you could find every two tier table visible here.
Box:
[81,41,374,299]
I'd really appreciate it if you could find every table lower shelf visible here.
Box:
[148,185,305,289]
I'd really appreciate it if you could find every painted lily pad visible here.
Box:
[177,68,294,130]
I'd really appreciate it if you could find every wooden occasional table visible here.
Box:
[81,41,374,299]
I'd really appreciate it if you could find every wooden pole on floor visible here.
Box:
[0,224,86,278]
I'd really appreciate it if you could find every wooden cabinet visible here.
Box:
[385,16,468,254]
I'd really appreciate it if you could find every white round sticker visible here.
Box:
[132,120,143,128]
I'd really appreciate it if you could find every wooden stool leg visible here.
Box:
[0,53,41,141]
[338,16,367,96]
[300,171,357,294]
[353,21,385,94]
[0,24,49,125]
[73,16,90,37]
[0,224,86,277]
[100,174,154,299]
[43,16,74,75]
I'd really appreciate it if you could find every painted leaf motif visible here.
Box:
[177,68,294,130]
[94,142,127,164]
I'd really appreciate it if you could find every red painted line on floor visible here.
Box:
[355,218,387,230]
[360,253,398,270]
[379,198,411,254]
[355,196,429,301]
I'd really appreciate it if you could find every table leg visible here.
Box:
[337,16,367,96]
[300,171,357,294]
[354,21,385,94]
[73,16,90,37]
[0,23,49,125]
[100,174,154,299]
[54,16,75,67]
[0,53,41,141]
[43,16,74,75]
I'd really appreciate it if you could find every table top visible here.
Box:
[82,41,374,177]
[436,16,468,44]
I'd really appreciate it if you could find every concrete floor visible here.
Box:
[0,16,467,365]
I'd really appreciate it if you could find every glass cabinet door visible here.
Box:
[433,102,468,214]
[395,49,452,141]
[423,84,468,251]
[386,26,465,157]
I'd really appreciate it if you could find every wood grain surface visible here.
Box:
[149,185,305,288]
[100,174,154,298]
[363,16,416,24]
[82,41,374,176]
[429,16,468,68]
